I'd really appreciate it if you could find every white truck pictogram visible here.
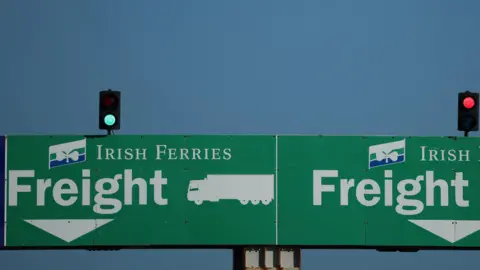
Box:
[187,174,274,205]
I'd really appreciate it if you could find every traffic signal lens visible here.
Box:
[104,114,116,126]
[459,115,477,133]
[463,97,475,109]
[102,96,116,108]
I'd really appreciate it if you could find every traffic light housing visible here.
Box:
[458,91,479,132]
[99,90,121,131]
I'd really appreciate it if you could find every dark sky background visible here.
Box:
[1,0,480,269]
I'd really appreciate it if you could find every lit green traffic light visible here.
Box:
[104,114,116,126]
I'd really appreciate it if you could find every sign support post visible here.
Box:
[238,247,301,270]
[233,247,245,270]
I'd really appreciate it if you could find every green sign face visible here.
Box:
[278,136,480,248]
[4,135,480,249]
[4,135,276,247]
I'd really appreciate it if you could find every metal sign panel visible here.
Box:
[5,135,480,249]
[0,136,5,248]
[278,136,480,248]
[5,135,276,247]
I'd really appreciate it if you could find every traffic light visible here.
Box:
[99,90,121,132]
[458,91,479,133]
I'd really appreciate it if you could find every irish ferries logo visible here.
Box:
[368,139,406,169]
[48,138,87,169]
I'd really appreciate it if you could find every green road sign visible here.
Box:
[278,136,480,248]
[4,135,276,247]
[4,135,480,249]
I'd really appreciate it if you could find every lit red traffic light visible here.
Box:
[463,97,475,109]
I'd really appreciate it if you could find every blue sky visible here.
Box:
[1,0,480,269]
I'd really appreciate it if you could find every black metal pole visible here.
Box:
[233,247,244,270]
[107,129,112,135]
[464,131,469,137]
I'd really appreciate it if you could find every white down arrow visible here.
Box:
[24,219,113,243]
[409,220,480,243]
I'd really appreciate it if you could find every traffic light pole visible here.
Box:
[465,131,469,137]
